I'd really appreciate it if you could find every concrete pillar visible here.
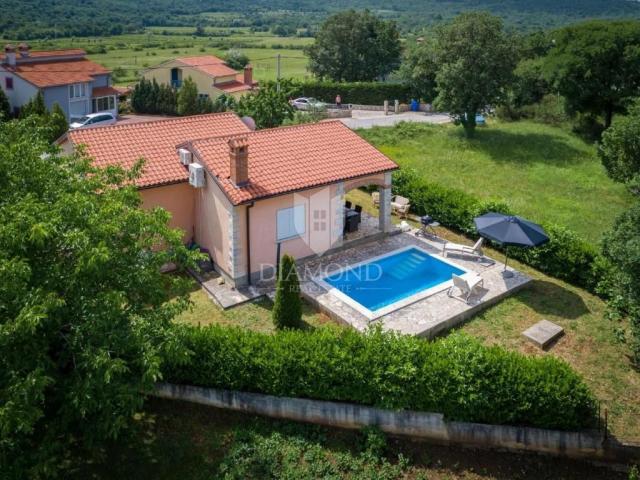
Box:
[228,206,247,286]
[383,100,389,116]
[394,99,399,114]
[378,172,393,233]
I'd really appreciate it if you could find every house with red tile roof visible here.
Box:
[59,113,398,286]
[0,43,118,120]
[141,55,257,101]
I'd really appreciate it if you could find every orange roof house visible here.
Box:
[141,55,257,101]
[60,114,398,287]
[0,44,117,120]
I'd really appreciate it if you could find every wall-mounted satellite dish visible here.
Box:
[241,116,256,131]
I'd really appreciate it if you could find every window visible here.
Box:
[92,96,115,112]
[313,209,327,232]
[5,77,13,90]
[276,205,305,241]
[69,83,86,98]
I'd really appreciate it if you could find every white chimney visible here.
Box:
[4,44,16,67]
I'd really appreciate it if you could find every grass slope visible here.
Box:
[359,121,634,244]
[70,399,624,479]
[347,189,639,441]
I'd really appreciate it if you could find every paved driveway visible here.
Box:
[340,110,451,129]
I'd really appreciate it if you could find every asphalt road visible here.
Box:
[340,110,451,129]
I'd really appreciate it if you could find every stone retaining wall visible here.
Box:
[154,383,640,464]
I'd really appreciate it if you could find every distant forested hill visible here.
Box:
[1,0,639,39]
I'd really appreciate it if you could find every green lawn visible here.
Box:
[359,120,634,244]
[172,278,333,333]
[2,28,312,85]
[351,189,640,442]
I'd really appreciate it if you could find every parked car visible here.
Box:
[69,112,117,129]
[290,97,326,111]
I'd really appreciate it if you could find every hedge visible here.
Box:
[392,168,605,292]
[288,80,414,105]
[163,325,597,431]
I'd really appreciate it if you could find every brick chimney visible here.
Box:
[3,44,16,67]
[243,64,253,86]
[18,43,30,58]
[229,137,249,187]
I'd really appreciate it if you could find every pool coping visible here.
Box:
[312,245,471,321]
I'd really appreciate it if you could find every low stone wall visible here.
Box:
[154,383,640,464]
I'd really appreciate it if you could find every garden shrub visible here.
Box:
[288,80,414,105]
[163,325,597,431]
[392,168,604,291]
[272,254,302,329]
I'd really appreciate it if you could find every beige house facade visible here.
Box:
[142,55,257,100]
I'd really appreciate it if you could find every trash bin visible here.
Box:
[410,99,420,112]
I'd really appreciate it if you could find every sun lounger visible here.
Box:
[448,273,484,303]
[443,237,484,258]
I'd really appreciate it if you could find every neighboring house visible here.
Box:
[142,55,257,100]
[58,113,398,287]
[0,43,118,120]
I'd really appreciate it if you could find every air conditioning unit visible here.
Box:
[179,148,192,165]
[189,162,205,188]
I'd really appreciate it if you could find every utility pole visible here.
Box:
[276,53,281,91]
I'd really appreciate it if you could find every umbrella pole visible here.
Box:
[503,246,514,278]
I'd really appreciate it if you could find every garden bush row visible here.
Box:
[393,168,605,292]
[288,80,414,105]
[163,325,596,431]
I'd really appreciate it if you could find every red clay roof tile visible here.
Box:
[188,121,398,205]
[65,113,251,188]
[177,55,239,78]
[6,58,110,87]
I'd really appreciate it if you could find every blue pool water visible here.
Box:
[324,247,465,312]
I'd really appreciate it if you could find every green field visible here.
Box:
[360,120,634,244]
[2,27,312,85]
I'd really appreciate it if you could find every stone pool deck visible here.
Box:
[298,230,531,338]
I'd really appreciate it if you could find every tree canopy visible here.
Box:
[177,77,200,116]
[599,101,640,193]
[0,116,197,476]
[543,20,640,128]
[237,81,294,129]
[602,202,640,363]
[306,10,402,82]
[431,12,518,136]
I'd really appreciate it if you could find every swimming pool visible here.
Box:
[317,246,468,319]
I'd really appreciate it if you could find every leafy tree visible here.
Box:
[237,81,294,129]
[0,87,10,121]
[49,102,69,141]
[19,91,47,118]
[601,202,640,363]
[272,254,302,329]
[224,49,250,70]
[432,12,518,137]
[399,39,438,102]
[177,77,199,116]
[212,93,238,113]
[598,100,640,193]
[131,77,150,113]
[306,10,402,82]
[0,116,197,476]
[543,20,640,129]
